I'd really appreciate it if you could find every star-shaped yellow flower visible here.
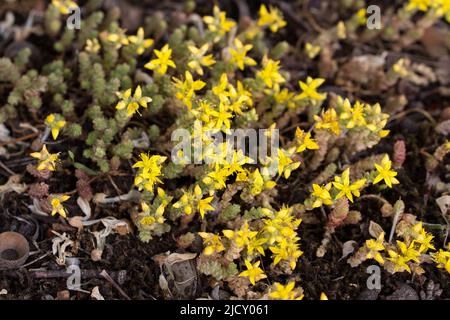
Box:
[269,282,304,300]
[128,27,154,55]
[297,77,326,101]
[45,114,66,140]
[257,4,287,33]
[239,259,267,285]
[115,86,152,117]
[365,232,385,264]
[49,194,70,218]
[373,154,399,188]
[295,127,319,153]
[145,44,176,75]
[311,183,333,208]
[257,56,285,88]
[203,6,236,41]
[333,168,366,202]
[229,38,256,70]
[187,44,216,76]
[30,145,59,171]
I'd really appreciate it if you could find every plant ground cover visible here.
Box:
[0,0,449,300]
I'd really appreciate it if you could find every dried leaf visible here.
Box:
[340,240,357,260]
[0,175,27,195]
[76,196,91,220]
[436,196,450,217]
[435,120,450,135]
[90,286,105,300]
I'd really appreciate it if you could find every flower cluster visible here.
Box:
[307,154,400,209]
[351,221,444,275]
[315,97,390,139]
[20,1,450,300]
[115,86,152,117]
[133,154,167,193]
[406,0,450,23]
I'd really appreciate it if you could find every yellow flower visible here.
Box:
[320,292,328,300]
[208,101,234,133]
[203,6,236,41]
[197,196,214,219]
[271,85,296,109]
[433,0,450,22]
[257,4,287,33]
[295,128,319,153]
[127,27,154,55]
[247,236,267,257]
[333,168,366,203]
[203,167,229,190]
[398,241,421,262]
[230,81,253,107]
[133,154,166,192]
[314,108,340,135]
[411,222,435,253]
[139,199,166,227]
[52,0,78,15]
[229,38,256,70]
[297,77,326,101]
[392,58,409,77]
[336,21,346,39]
[173,185,214,218]
[212,73,232,102]
[187,44,216,76]
[431,246,450,274]
[305,42,321,59]
[49,194,70,218]
[339,99,366,129]
[140,215,156,226]
[243,168,276,196]
[154,187,172,217]
[444,139,450,150]
[195,185,215,219]
[173,192,193,215]
[269,282,304,300]
[106,28,130,49]
[262,206,302,245]
[223,149,253,175]
[311,183,333,208]
[30,145,59,171]
[198,232,225,255]
[223,221,258,249]
[172,71,206,109]
[364,103,390,138]
[365,232,385,264]
[115,86,152,117]
[388,241,421,273]
[85,38,101,53]
[257,56,285,88]
[373,154,400,188]
[239,259,267,285]
[45,114,66,140]
[269,237,303,270]
[145,44,176,75]
[355,8,367,25]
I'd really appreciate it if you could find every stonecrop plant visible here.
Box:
[1,0,448,300]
